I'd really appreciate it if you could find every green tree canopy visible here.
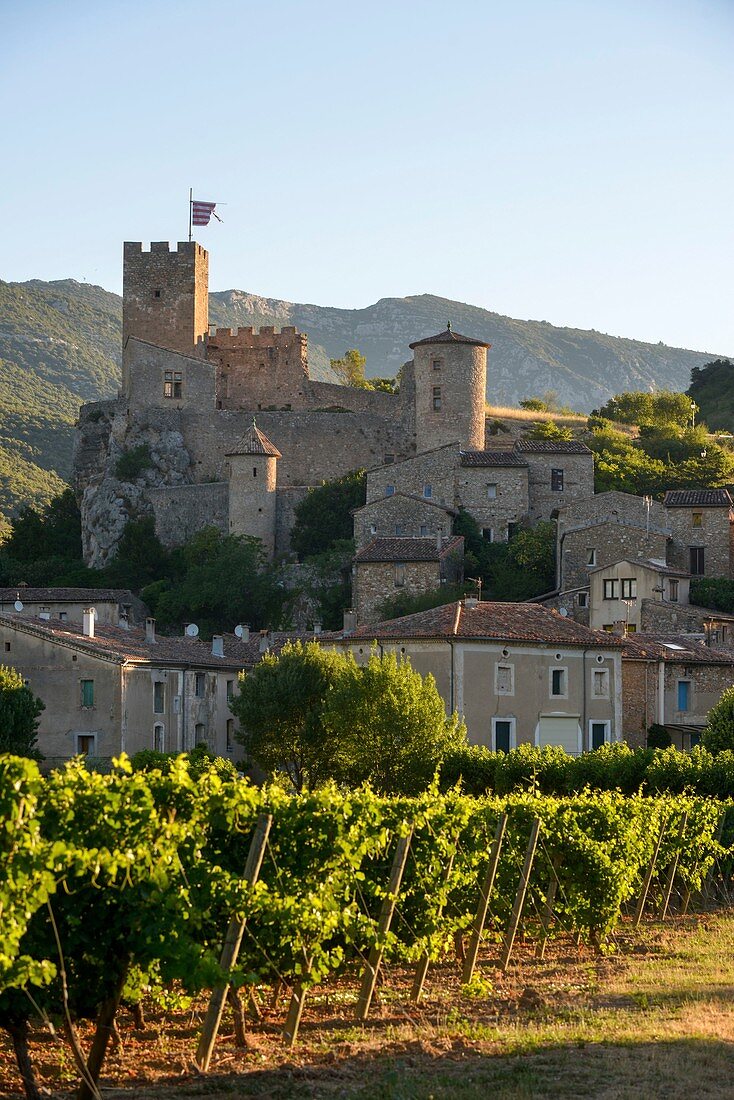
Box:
[593,390,696,429]
[290,469,366,559]
[330,349,368,387]
[526,420,573,442]
[0,665,44,759]
[702,686,734,754]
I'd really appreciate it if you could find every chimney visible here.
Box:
[145,617,156,644]
[612,620,627,637]
[237,623,250,643]
[212,635,224,657]
[259,629,270,653]
[119,604,130,630]
[343,609,357,635]
[82,607,95,638]
[313,620,322,636]
[464,596,478,609]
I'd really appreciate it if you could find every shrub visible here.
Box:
[703,686,734,755]
[115,444,152,481]
[647,724,672,749]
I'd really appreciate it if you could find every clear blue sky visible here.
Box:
[3,0,733,354]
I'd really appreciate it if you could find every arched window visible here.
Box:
[154,723,165,752]
[194,722,206,745]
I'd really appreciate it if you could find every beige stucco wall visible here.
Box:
[0,600,123,626]
[589,561,689,631]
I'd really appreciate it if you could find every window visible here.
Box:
[577,591,589,608]
[395,524,404,536]
[59,612,67,622]
[153,288,162,299]
[76,733,96,755]
[80,680,94,708]
[154,724,165,752]
[692,511,703,528]
[677,680,691,712]
[492,718,515,753]
[603,580,619,600]
[668,579,679,603]
[394,562,406,588]
[432,386,442,411]
[627,623,637,633]
[495,663,514,696]
[3,642,9,652]
[226,679,235,702]
[690,547,705,575]
[592,669,609,698]
[603,624,614,632]
[419,525,428,536]
[482,527,494,543]
[153,681,165,714]
[226,718,235,753]
[432,358,442,371]
[487,484,497,499]
[385,484,395,497]
[163,370,183,399]
[195,672,206,697]
[589,721,609,750]
[370,524,377,535]
[621,578,637,599]
[587,549,596,566]
[551,468,564,492]
[423,484,432,499]
[253,466,258,478]
[384,453,395,465]
[550,667,568,697]
[194,722,206,744]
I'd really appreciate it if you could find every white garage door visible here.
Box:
[538,715,581,755]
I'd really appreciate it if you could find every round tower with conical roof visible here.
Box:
[225,421,281,559]
[409,325,490,454]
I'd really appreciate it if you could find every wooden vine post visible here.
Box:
[634,815,667,928]
[355,825,414,1022]
[660,812,688,919]
[196,813,273,1071]
[535,854,562,960]
[410,837,458,1004]
[499,818,541,973]
[462,813,508,984]
[283,979,308,1048]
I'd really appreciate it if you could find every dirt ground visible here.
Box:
[2,913,734,1099]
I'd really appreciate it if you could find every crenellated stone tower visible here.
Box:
[409,326,490,453]
[225,422,281,559]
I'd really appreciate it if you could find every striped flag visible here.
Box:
[192,200,220,226]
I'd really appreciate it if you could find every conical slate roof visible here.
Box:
[226,421,281,458]
[409,323,489,350]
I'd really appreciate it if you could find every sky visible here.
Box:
[2,0,733,354]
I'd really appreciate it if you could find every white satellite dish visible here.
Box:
[185,623,200,638]
[14,600,23,612]
[234,624,244,638]
[559,607,568,617]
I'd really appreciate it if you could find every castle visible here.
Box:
[74,240,596,611]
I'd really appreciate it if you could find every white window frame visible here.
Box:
[588,719,611,750]
[591,668,610,699]
[587,548,596,566]
[494,662,515,696]
[549,666,569,699]
[603,579,619,600]
[621,578,637,599]
[577,591,589,608]
[492,716,516,752]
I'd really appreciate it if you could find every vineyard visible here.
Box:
[1,754,732,1100]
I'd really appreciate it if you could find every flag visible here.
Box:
[192,200,220,226]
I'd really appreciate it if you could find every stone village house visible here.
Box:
[328,599,623,754]
[0,610,310,769]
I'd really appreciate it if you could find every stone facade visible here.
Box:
[456,456,529,540]
[588,559,689,632]
[122,242,208,366]
[514,441,595,523]
[352,536,464,623]
[664,497,734,579]
[639,599,734,647]
[352,493,456,551]
[557,492,670,591]
[409,332,488,453]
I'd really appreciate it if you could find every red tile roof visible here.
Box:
[514,439,591,455]
[0,588,135,604]
[354,536,464,563]
[337,600,621,647]
[623,633,734,664]
[460,450,528,468]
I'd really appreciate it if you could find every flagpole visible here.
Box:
[188,188,193,243]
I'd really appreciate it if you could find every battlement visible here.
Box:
[207,325,305,349]
[123,241,207,258]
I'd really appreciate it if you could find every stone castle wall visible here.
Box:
[148,482,228,547]
[122,242,208,367]
[524,452,594,523]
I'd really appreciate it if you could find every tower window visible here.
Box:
[551,468,564,491]
[153,289,162,299]
[432,359,442,371]
[432,386,442,411]
[253,467,257,477]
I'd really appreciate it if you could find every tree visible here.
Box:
[330,349,368,388]
[323,650,467,794]
[527,420,573,442]
[103,516,170,589]
[231,641,347,791]
[593,391,695,429]
[0,666,44,760]
[2,489,82,564]
[702,687,734,754]
[290,469,366,559]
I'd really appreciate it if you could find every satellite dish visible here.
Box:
[14,600,23,612]
[559,607,568,617]
[234,624,244,638]
[185,623,200,638]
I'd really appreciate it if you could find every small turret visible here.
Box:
[225,421,281,559]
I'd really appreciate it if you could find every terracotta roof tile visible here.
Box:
[623,633,734,664]
[339,600,621,647]
[226,422,281,458]
[514,439,591,455]
[460,450,528,468]
[354,536,464,563]
[0,588,135,604]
